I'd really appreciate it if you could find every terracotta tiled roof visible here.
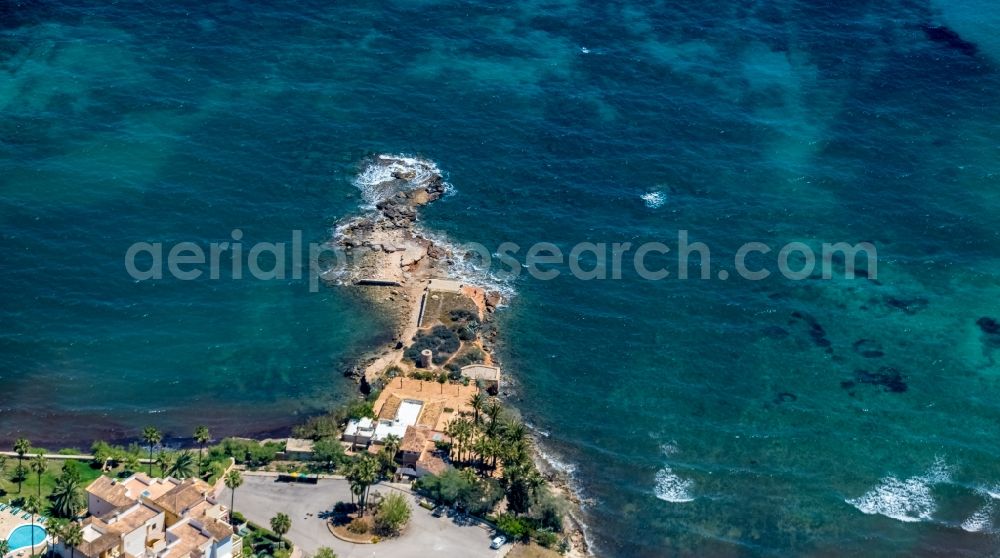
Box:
[86,476,135,510]
[196,518,233,542]
[401,426,432,454]
[416,452,450,476]
[162,520,211,558]
[153,478,213,517]
[76,505,161,558]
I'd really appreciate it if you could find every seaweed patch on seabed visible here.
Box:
[789,311,833,353]
[863,295,929,316]
[841,366,908,395]
[976,317,1000,362]
[852,339,885,359]
[921,24,979,57]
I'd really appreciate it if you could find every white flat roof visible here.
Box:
[396,400,423,426]
[373,420,408,442]
[344,417,375,437]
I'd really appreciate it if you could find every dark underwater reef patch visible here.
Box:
[789,311,832,351]
[0,0,49,31]
[977,317,1000,348]
[841,366,907,394]
[921,24,978,57]
[977,317,1000,335]
[852,339,884,359]
[864,295,929,315]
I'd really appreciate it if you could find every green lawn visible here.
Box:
[0,457,111,506]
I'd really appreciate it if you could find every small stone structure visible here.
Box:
[460,364,501,394]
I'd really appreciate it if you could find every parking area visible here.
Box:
[220,474,507,558]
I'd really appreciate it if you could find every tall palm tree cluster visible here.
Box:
[447,394,531,474]
[444,393,544,515]
[344,454,380,516]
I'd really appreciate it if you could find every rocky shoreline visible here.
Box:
[329,155,590,557]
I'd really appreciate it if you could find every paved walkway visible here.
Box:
[0,451,157,463]
[0,451,94,460]
[220,475,506,558]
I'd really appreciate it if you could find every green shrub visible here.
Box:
[373,492,411,536]
[209,438,281,467]
[494,514,533,542]
[534,529,560,549]
[404,326,461,366]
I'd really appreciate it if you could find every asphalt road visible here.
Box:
[220,474,506,558]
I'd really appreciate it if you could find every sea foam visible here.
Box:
[641,190,667,208]
[654,467,695,503]
[961,504,993,533]
[353,154,450,209]
[846,457,952,523]
[654,443,695,503]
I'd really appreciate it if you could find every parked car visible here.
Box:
[490,535,506,549]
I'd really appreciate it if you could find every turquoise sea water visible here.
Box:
[3,1,1000,556]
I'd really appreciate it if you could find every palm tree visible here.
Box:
[13,438,30,493]
[142,426,162,476]
[0,539,9,558]
[468,392,487,425]
[378,434,402,475]
[348,478,364,507]
[123,453,141,475]
[193,426,210,469]
[50,474,84,519]
[484,399,503,436]
[62,521,84,558]
[224,469,243,524]
[472,437,492,474]
[346,456,378,516]
[382,434,402,458]
[270,513,291,548]
[30,452,47,498]
[9,465,27,494]
[46,518,67,549]
[24,495,41,557]
[501,461,543,516]
[155,450,174,478]
[456,419,475,464]
[502,420,529,446]
[167,452,196,479]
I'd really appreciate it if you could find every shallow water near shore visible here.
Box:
[4,1,1000,556]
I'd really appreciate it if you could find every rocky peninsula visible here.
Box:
[327,154,590,556]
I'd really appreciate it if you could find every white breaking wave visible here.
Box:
[654,442,695,503]
[654,466,695,503]
[414,225,518,302]
[534,444,578,477]
[641,190,667,208]
[961,504,993,533]
[846,457,952,523]
[353,154,450,209]
[985,485,1000,500]
[344,153,513,298]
